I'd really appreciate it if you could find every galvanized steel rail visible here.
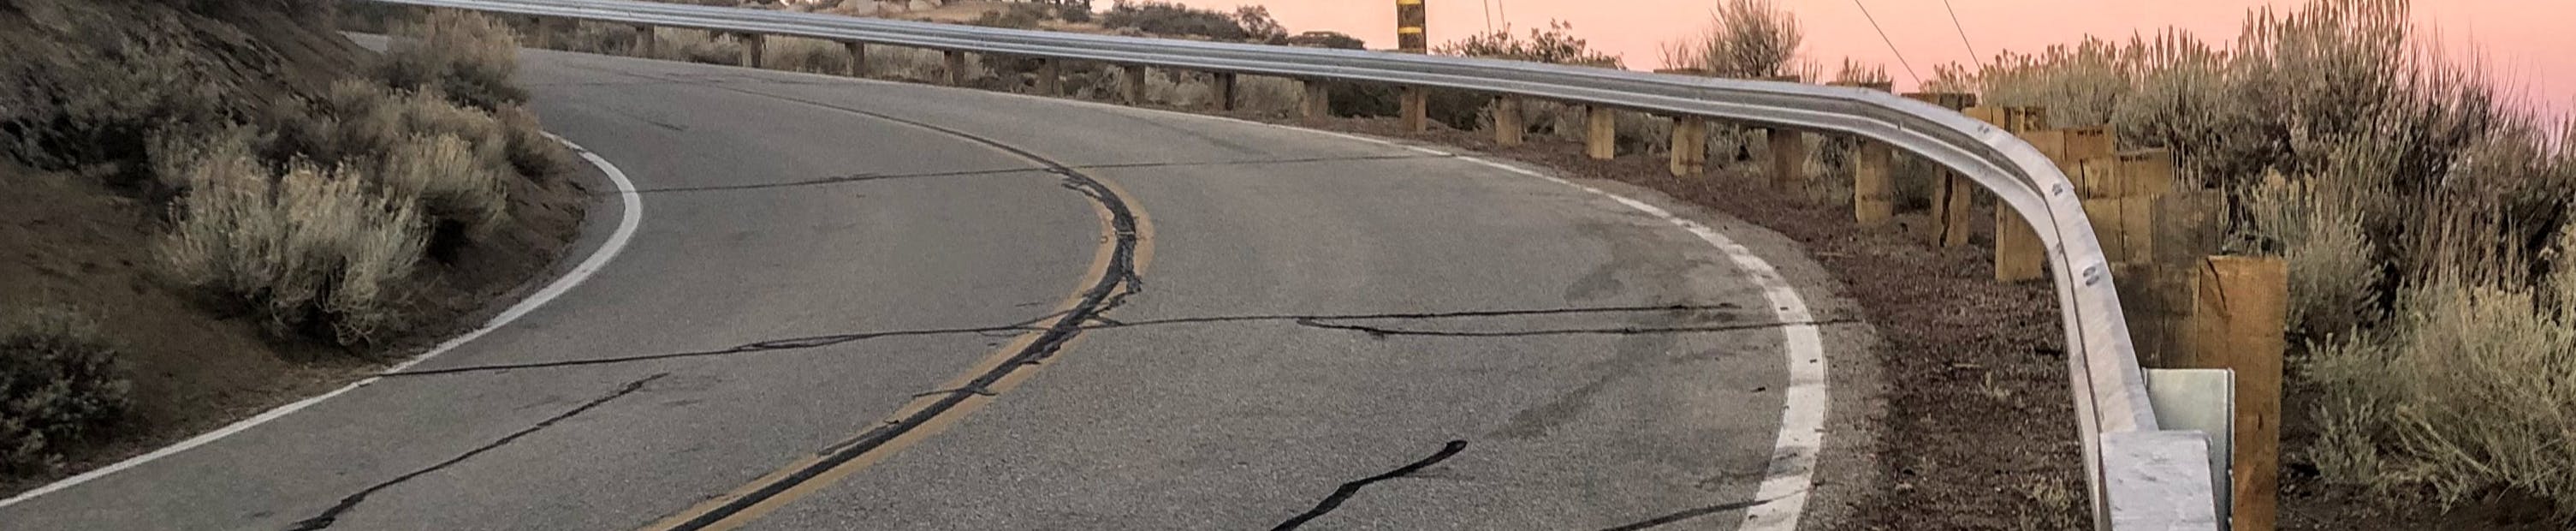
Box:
[358,0,2219,527]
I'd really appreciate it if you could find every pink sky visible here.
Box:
[1199,0,2573,116]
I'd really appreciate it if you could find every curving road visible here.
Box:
[0,42,1841,530]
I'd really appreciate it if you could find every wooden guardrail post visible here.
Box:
[844,41,868,77]
[525,16,552,49]
[1968,106,2055,281]
[1903,92,1978,248]
[635,25,658,57]
[1400,87,1429,133]
[1493,96,1524,146]
[1035,58,1062,96]
[943,50,968,86]
[1301,81,1330,123]
[2180,255,2287,531]
[739,33,765,69]
[1831,81,1896,226]
[1212,73,1238,111]
[1670,116,1708,176]
[1121,64,1147,104]
[1585,106,1617,160]
[1768,125,1806,191]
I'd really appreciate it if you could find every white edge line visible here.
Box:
[0,134,644,508]
[1208,123,1828,530]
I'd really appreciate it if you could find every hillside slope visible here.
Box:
[0,0,587,491]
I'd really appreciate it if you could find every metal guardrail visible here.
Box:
[358,0,2220,527]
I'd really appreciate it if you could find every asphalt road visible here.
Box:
[0,43,1824,530]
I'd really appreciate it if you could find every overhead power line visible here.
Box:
[1849,0,1923,85]
[1942,0,1981,65]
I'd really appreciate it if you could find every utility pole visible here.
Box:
[1396,0,1427,53]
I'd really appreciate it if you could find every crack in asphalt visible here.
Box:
[625,153,1454,194]
[1271,440,1471,530]
[381,305,1820,378]
[645,74,1152,531]
[284,373,670,531]
[1293,317,1858,338]
[1594,498,1775,531]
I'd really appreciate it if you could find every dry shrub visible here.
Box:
[381,9,527,111]
[765,37,854,75]
[2306,269,2576,510]
[1101,2,1249,41]
[650,29,745,65]
[157,134,427,345]
[380,134,507,234]
[869,45,971,82]
[1660,0,1803,78]
[1438,21,1623,69]
[548,21,643,55]
[1231,75,1303,116]
[496,104,570,176]
[1950,1,2576,510]
[0,307,129,474]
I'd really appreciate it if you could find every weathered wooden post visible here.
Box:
[635,25,658,57]
[740,33,766,69]
[1768,125,1807,191]
[1036,58,1062,97]
[1831,81,1896,225]
[1301,81,1331,123]
[1493,96,1525,146]
[1122,64,1148,104]
[1903,92,1978,248]
[844,41,868,77]
[1400,87,1429,133]
[1395,0,1427,53]
[1211,72,1238,110]
[944,50,968,86]
[1968,106,2061,282]
[2180,255,2288,531]
[1584,106,1617,160]
[1670,116,1708,176]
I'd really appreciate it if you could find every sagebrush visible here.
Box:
[0,307,130,474]
[1944,0,2576,513]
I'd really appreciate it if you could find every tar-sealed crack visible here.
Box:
[286,373,669,530]
[383,305,1830,377]
[1271,440,1471,530]
[1594,498,1774,531]
[647,81,1150,531]
[626,153,1452,194]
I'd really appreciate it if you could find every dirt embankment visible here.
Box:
[1,1,587,492]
